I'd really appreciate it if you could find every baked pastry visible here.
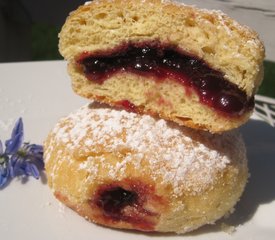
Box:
[44,103,248,234]
[59,0,264,133]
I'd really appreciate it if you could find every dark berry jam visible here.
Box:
[92,180,166,231]
[96,187,137,219]
[77,42,254,117]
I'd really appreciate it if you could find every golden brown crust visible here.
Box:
[44,104,248,233]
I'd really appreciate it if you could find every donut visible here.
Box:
[44,103,248,234]
[58,0,264,133]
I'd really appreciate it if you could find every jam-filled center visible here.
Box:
[96,187,137,218]
[77,42,253,116]
[92,180,168,231]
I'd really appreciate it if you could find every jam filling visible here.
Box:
[96,187,138,219]
[93,180,166,231]
[116,100,138,113]
[77,42,254,117]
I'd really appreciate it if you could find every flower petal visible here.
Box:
[5,132,24,154]
[8,155,19,178]
[29,163,40,179]
[0,165,10,187]
[11,118,23,140]
[0,175,9,187]
[13,157,25,176]
[23,143,44,169]
[24,162,40,179]
[5,118,24,154]
[25,144,43,156]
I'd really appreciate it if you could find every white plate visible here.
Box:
[0,61,275,240]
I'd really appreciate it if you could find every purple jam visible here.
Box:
[77,42,254,117]
[96,187,138,219]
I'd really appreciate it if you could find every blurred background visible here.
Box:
[0,0,86,62]
[0,0,274,97]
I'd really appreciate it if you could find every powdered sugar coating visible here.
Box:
[45,103,246,196]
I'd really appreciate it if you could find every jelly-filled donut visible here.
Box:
[59,0,264,133]
[44,103,248,233]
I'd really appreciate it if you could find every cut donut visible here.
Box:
[59,0,265,132]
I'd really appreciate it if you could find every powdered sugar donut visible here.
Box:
[44,103,248,234]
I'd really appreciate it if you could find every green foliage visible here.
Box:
[31,23,62,61]
[258,61,275,98]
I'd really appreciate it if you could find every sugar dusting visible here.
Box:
[46,104,241,196]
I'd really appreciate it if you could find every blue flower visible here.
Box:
[0,118,44,189]
[10,143,44,179]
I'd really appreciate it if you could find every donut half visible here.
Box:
[59,0,264,132]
